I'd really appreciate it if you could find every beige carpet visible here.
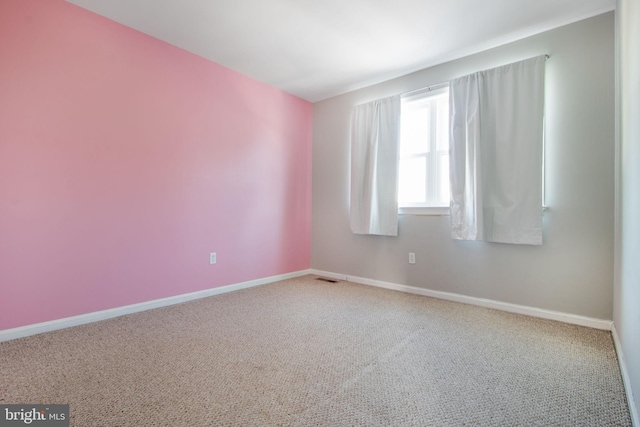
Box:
[0,275,631,426]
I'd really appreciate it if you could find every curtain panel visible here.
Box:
[349,95,401,236]
[449,55,546,245]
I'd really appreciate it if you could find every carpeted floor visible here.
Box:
[0,275,632,426]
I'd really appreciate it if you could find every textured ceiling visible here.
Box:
[65,0,615,102]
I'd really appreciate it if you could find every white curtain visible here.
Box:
[449,55,545,245]
[350,95,401,236]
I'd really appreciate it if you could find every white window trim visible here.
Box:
[398,85,450,214]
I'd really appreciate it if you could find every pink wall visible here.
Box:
[0,0,312,331]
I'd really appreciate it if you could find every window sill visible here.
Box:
[399,206,450,216]
[399,206,549,216]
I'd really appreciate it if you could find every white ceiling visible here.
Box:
[66,0,614,102]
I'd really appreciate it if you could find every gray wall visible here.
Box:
[614,0,640,421]
[311,13,615,320]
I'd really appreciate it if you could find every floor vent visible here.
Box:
[315,277,339,283]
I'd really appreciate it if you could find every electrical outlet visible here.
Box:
[209,253,217,265]
[409,252,416,264]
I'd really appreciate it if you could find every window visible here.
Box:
[398,86,450,214]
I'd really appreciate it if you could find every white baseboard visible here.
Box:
[612,325,639,427]
[0,269,312,343]
[309,269,613,330]
[0,267,613,337]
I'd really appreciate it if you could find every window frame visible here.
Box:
[398,85,451,216]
